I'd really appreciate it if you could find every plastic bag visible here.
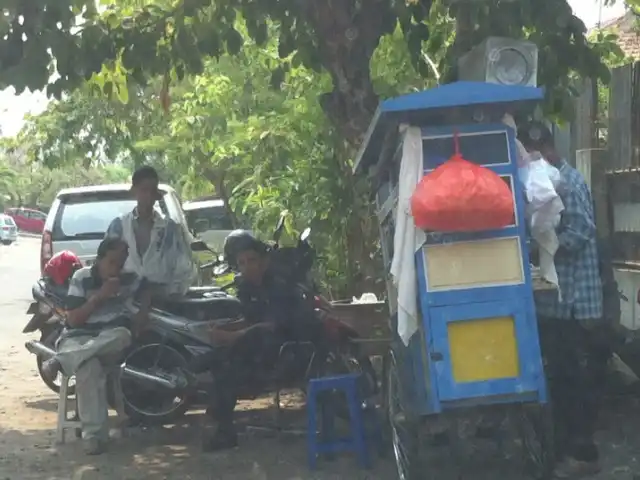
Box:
[521,157,565,237]
[410,133,515,232]
[522,158,557,210]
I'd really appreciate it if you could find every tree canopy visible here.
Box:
[0,155,130,210]
[3,0,638,297]
[5,23,432,296]
[1,0,636,142]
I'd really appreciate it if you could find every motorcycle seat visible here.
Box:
[156,292,242,321]
[185,286,222,298]
[161,291,238,306]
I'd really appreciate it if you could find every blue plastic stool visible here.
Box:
[307,373,371,469]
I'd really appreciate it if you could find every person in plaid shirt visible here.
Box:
[520,122,606,478]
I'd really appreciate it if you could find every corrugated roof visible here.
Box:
[593,11,640,59]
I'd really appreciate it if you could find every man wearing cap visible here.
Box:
[519,122,606,478]
[105,166,195,297]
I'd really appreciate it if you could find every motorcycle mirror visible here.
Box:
[300,227,311,242]
[190,240,210,252]
[273,214,286,243]
[213,264,230,276]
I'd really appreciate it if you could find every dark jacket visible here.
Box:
[235,270,316,334]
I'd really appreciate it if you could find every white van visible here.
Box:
[41,184,189,272]
[182,198,236,252]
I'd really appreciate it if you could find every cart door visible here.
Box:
[428,299,543,403]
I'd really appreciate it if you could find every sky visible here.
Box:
[0,0,629,138]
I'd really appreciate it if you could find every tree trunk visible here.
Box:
[201,162,240,229]
[305,0,393,144]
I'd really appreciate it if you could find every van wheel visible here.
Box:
[1,240,11,245]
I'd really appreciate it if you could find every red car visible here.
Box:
[5,207,47,234]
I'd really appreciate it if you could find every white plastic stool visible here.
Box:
[56,369,128,444]
[56,375,82,444]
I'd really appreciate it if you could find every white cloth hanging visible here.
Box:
[503,113,562,293]
[390,125,426,346]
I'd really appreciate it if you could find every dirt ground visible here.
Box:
[4,239,640,480]
[0,238,398,480]
[0,329,401,480]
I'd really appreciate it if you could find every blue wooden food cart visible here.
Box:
[353,82,555,479]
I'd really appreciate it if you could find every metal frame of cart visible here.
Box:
[354,81,556,480]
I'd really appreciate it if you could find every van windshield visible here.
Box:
[185,205,234,233]
[53,192,167,241]
[1,216,16,226]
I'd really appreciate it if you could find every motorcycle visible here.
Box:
[25,280,242,424]
[23,281,70,393]
[23,240,239,395]
[24,217,376,425]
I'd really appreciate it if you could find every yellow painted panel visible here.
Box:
[448,316,520,383]
[423,237,523,291]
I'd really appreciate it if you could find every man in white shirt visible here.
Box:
[105,166,195,297]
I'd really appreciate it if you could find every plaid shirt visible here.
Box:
[535,160,603,321]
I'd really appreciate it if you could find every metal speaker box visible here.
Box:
[458,37,538,87]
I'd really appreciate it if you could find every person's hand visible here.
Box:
[208,325,238,345]
[251,322,276,332]
[132,310,150,336]
[96,277,120,301]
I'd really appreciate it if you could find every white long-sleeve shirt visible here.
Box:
[105,209,196,296]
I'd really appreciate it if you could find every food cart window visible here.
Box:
[422,130,511,170]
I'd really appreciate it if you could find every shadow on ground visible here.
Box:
[24,397,59,414]
[0,402,397,480]
[6,395,640,479]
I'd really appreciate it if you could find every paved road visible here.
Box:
[0,236,49,403]
[0,236,42,386]
[0,235,40,316]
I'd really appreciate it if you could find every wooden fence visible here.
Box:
[608,62,640,170]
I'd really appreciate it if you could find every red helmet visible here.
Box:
[44,251,83,286]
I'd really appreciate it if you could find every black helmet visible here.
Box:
[223,230,268,266]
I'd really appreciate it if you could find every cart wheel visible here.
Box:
[516,403,555,480]
[387,354,427,480]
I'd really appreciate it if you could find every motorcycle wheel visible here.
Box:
[112,343,190,425]
[36,325,74,395]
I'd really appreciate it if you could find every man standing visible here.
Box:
[40,238,151,455]
[105,165,195,296]
[519,123,605,478]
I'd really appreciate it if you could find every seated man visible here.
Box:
[42,238,152,455]
[202,230,323,452]
[105,165,195,297]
